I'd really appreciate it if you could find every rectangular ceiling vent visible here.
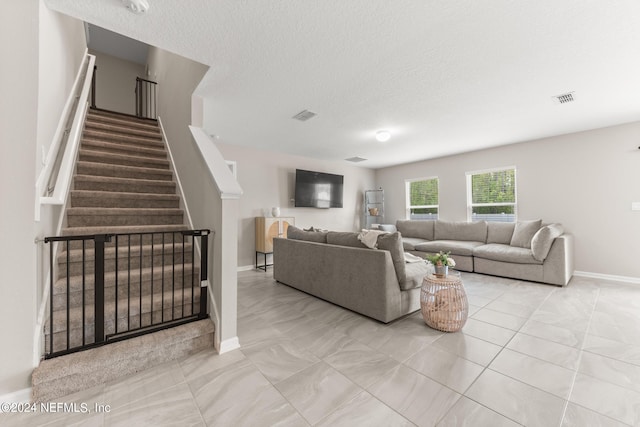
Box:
[553,92,575,104]
[292,110,317,121]
[345,156,367,163]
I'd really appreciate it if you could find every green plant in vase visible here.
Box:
[426,251,456,277]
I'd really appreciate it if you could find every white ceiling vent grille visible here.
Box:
[345,156,367,163]
[553,92,575,104]
[292,110,317,121]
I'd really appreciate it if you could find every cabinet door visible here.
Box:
[265,219,280,252]
[255,217,295,253]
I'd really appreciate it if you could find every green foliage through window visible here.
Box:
[410,179,438,206]
[468,168,517,222]
[471,169,515,204]
[407,178,438,219]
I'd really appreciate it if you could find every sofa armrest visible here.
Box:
[542,234,574,286]
[273,238,403,322]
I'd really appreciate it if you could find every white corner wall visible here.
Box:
[375,122,640,279]
[214,142,376,268]
[145,48,245,346]
[90,50,145,115]
[0,0,86,396]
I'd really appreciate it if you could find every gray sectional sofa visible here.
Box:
[397,219,573,286]
[273,227,432,323]
[273,219,573,324]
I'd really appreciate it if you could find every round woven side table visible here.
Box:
[421,272,468,332]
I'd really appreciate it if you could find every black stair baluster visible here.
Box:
[94,234,109,345]
[82,240,86,346]
[127,235,131,332]
[114,235,118,334]
[66,241,70,350]
[161,233,165,323]
[200,232,209,317]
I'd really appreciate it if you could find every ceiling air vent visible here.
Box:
[345,156,367,163]
[553,92,575,104]
[292,110,317,121]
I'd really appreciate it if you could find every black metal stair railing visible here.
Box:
[135,77,158,119]
[44,229,210,359]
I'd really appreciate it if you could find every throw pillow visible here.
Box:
[486,222,516,244]
[396,220,434,240]
[326,232,367,248]
[510,220,542,249]
[531,224,564,261]
[377,232,406,284]
[434,220,488,242]
[287,225,328,243]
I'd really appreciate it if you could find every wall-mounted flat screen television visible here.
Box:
[294,169,344,208]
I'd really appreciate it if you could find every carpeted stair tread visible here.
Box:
[82,133,165,150]
[79,149,170,170]
[61,224,188,236]
[66,207,184,227]
[57,242,194,262]
[45,304,206,356]
[84,121,162,139]
[71,190,179,208]
[74,175,176,194]
[81,139,167,159]
[87,108,159,127]
[33,319,214,402]
[82,129,164,148]
[56,242,194,276]
[53,260,199,289]
[75,161,173,181]
[36,318,213,381]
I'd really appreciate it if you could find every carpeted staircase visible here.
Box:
[32,109,214,402]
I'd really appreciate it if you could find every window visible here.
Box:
[466,167,517,222]
[406,177,439,220]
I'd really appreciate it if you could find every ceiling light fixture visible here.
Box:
[375,130,391,142]
[122,0,149,14]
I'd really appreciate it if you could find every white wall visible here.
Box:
[90,50,144,115]
[375,122,640,279]
[0,1,86,396]
[215,142,376,268]
[145,48,245,345]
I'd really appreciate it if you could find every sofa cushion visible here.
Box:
[402,237,429,251]
[377,232,406,284]
[396,220,434,240]
[434,220,487,242]
[510,220,542,249]
[326,231,367,248]
[531,223,564,261]
[401,261,433,290]
[474,243,541,264]
[486,222,516,244]
[287,225,328,243]
[414,240,485,257]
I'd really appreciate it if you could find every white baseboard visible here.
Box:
[237,265,257,272]
[573,271,640,284]
[0,388,32,404]
[218,337,240,354]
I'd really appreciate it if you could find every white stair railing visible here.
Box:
[35,52,96,221]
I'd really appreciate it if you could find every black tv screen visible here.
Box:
[295,169,344,208]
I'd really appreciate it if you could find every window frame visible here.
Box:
[405,176,439,220]
[466,166,517,222]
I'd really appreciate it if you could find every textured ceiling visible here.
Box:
[45,0,640,168]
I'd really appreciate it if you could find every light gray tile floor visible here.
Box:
[3,271,640,426]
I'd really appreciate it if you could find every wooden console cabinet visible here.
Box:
[255,217,294,270]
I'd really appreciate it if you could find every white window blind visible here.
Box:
[406,177,439,220]
[466,168,517,222]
